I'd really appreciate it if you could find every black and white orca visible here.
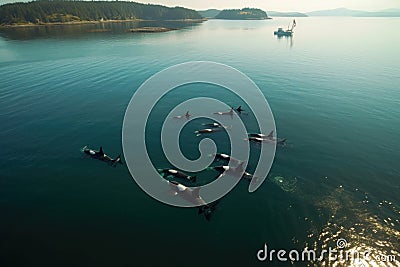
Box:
[194,128,222,136]
[209,162,259,184]
[174,111,191,119]
[211,161,245,177]
[247,130,287,145]
[168,181,219,221]
[159,168,197,182]
[248,130,273,139]
[202,122,223,128]
[213,108,234,116]
[82,146,122,166]
[235,105,244,113]
[211,153,242,165]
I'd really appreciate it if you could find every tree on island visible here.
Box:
[215,8,269,20]
[0,1,202,25]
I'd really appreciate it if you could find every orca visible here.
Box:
[213,108,234,116]
[202,122,223,128]
[247,137,287,145]
[211,153,242,165]
[168,181,218,221]
[211,161,245,176]
[236,106,244,113]
[234,105,248,115]
[247,137,267,142]
[248,130,273,139]
[174,111,191,119]
[158,168,197,182]
[198,199,220,221]
[194,128,222,136]
[82,146,122,166]
[231,105,249,115]
[247,130,287,145]
[209,162,259,183]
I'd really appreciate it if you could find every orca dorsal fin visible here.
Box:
[115,154,123,164]
[192,187,200,199]
[99,146,104,155]
[267,130,274,138]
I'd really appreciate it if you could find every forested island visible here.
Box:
[0,1,203,26]
[215,8,269,20]
[267,11,308,17]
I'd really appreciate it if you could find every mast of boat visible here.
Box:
[290,19,296,31]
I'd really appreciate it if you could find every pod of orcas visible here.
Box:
[173,106,245,121]
[82,105,287,221]
[157,152,260,221]
[163,106,287,220]
[174,106,286,146]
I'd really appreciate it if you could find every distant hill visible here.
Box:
[307,8,360,16]
[267,11,308,17]
[354,9,400,17]
[307,7,400,17]
[199,9,308,19]
[215,8,269,20]
[0,1,202,25]
[381,8,400,12]
[198,9,221,18]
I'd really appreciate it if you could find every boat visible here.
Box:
[274,19,296,37]
[274,27,292,36]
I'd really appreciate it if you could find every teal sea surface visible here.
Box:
[0,18,399,266]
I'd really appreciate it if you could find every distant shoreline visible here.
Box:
[0,18,207,28]
[211,17,272,20]
[128,27,179,33]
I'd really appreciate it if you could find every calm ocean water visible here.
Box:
[0,18,399,266]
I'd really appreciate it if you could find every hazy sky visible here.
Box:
[0,0,399,12]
